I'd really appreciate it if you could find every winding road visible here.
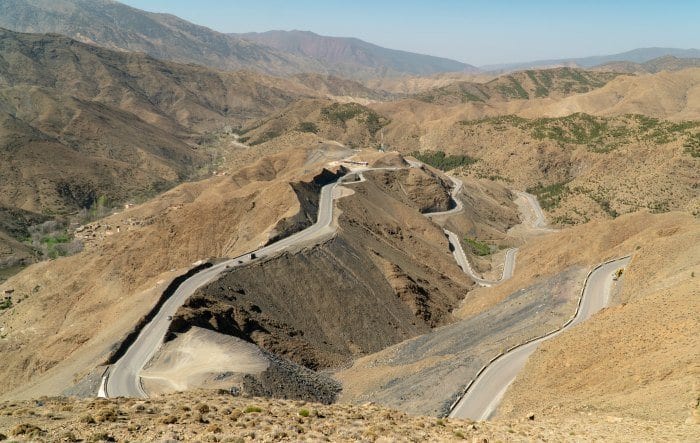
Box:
[445,228,517,287]
[449,256,631,420]
[103,173,358,397]
[101,154,576,405]
[102,162,432,398]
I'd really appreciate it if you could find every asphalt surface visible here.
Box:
[449,256,631,420]
[104,176,348,397]
[444,229,516,287]
[101,157,565,402]
[102,165,408,398]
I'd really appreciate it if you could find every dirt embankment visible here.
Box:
[366,168,452,213]
[169,170,473,370]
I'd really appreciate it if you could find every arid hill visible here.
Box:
[445,210,700,425]
[238,99,390,149]
[240,76,700,226]
[0,143,348,399]
[415,67,623,104]
[481,46,700,72]
[593,55,700,74]
[0,0,326,77]
[0,28,324,215]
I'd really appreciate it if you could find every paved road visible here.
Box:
[104,175,354,397]
[102,164,412,398]
[102,158,548,398]
[444,229,516,287]
[449,256,631,420]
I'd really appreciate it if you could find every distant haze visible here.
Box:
[120,0,700,66]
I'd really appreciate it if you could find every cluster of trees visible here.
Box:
[411,150,477,171]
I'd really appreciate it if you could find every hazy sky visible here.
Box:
[120,0,700,66]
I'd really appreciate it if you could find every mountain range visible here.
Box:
[482,47,700,72]
[1,0,698,80]
[0,0,476,80]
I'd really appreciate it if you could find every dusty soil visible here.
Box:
[169,169,474,370]
[450,211,700,424]
[335,267,587,416]
[141,327,269,393]
[0,391,696,442]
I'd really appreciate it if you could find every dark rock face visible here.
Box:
[170,173,472,371]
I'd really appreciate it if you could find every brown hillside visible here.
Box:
[0,144,349,399]
[0,28,326,216]
[239,99,390,149]
[414,68,622,105]
[489,212,700,424]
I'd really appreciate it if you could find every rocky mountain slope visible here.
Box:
[0,145,517,403]
[236,69,700,226]
[0,28,324,214]
[496,212,699,424]
[0,0,326,76]
[0,0,473,80]
[0,144,349,399]
[168,166,475,371]
[238,99,391,149]
[237,30,477,79]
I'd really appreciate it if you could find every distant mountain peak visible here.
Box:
[481,47,700,73]
[0,0,476,80]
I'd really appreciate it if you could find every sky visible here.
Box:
[120,0,700,66]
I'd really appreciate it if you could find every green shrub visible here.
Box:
[464,237,491,256]
[411,150,477,171]
[320,103,389,134]
[298,408,310,417]
[296,122,319,133]
[243,406,262,413]
[526,181,570,210]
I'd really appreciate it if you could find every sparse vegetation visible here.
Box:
[0,390,693,441]
[496,76,529,99]
[0,298,12,310]
[25,220,83,260]
[411,150,477,171]
[683,133,700,157]
[416,83,487,103]
[10,423,44,438]
[587,191,619,218]
[250,129,283,145]
[320,103,389,134]
[462,113,699,153]
[527,181,570,210]
[296,121,319,133]
[463,237,492,256]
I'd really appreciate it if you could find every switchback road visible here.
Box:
[449,256,631,420]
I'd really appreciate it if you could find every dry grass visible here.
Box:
[0,391,697,442]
